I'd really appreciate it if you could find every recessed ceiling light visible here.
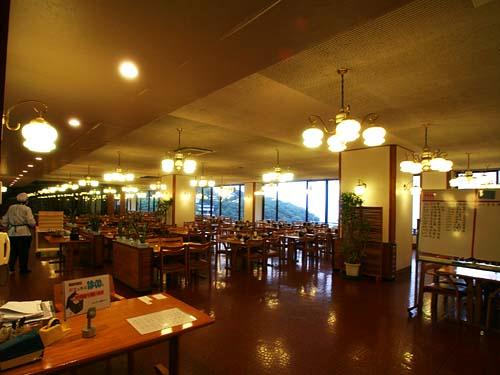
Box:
[35,157,43,161]
[27,164,34,168]
[22,170,28,173]
[18,174,23,177]
[119,60,139,80]
[68,118,81,127]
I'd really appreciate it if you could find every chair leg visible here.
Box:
[431,292,438,321]
[455,295,462,322]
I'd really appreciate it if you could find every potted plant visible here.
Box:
[88,215,101,234]
[156,198,174,224]
[340,192,369,277]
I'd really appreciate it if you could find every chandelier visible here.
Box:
[262,149,294,183]
[103,187,117,194]
[2,100,58,153]
[122,185,138,193]
[400,126,453,174]
[149,181,167,191]
[302,69,386,151]
[161,128,197,174]
[79,166,100,187]
[449,153,498,189]
[103,151,135,182]
[190,163,215,187]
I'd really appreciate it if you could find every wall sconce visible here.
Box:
[354,179,367,195]
[1,100,58,153]
[403,182,422,195]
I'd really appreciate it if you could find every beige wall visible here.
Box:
[421,171,448,189]
[244,182,263,222]
[341,145,413,270]
[174,175,195,225]
[395,146,414,270]
[244,182,254,222]
[341,146,390,242]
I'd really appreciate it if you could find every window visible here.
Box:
[221,185,241,220]
[327,180,340,226]
[195,185,245,220]
[307,180,326,223]
[263,191,277,221]
[195,188,203,216]
[261,179,339,225]
[278,181,307,222]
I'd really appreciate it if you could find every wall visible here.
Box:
[341,146,390,242]
[421,171,447,189]
[173,175,195,225]
[244,182,254,222]
[395,146,414,270]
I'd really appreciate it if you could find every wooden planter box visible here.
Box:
[112,241,153,292]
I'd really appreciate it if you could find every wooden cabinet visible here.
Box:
[112,241,153,292]
[80,230,104,267]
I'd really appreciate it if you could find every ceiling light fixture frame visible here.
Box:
[302,68,386,151]
[1,100,58,153]
[400,125,453,175]
[161,128,198,175]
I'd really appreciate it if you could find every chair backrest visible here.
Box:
[247,239,264,250]
[160,244,186,253]
[188,242,212,253]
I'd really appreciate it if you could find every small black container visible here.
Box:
[70,227,79,241]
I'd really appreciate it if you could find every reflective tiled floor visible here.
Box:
[2,250,500,374]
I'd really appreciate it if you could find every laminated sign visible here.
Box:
[63,274,111,319]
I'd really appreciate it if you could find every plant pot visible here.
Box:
[345,262,361,277]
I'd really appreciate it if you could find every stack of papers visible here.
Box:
[0,301,48,322]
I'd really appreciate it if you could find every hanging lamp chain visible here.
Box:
[177,128,182,148]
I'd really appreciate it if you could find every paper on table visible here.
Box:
[127,308,196,335]
[138,296,152,305]
[0,300,44,322]
[151,294,167,300]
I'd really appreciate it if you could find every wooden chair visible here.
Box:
[314,232,329,255]
[264,237,282,269]
[215,233,233,268]
[155,244,188,290]
[419,264,469,322]
[53,275,124,312]
[246,239,266,272]
[486,286,500,332]
[300,235,319,266]
[187,242,212,285]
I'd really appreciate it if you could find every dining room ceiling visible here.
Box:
[2,0,500,187]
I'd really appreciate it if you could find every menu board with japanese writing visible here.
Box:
[418,190,475,258]
[418,189,500,262]
[473,198,500,262]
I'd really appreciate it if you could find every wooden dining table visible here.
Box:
[438,265,500,325]
[4,293,214,375]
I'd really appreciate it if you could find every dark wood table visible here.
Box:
[5,293,214,375]
[44,236,91,273]
[438,265,500,325]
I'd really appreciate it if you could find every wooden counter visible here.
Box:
[112,241,153,292]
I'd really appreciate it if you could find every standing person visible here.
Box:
[1,193,36,274]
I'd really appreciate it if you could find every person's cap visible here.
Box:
[16,192,28,202]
